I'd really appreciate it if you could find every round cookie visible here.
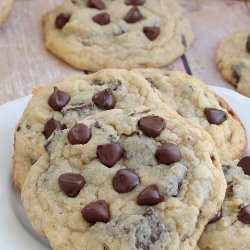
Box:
[0,0,13,27]
[132,68,247,162]
[216,29,250,97]
[21,107,226,250]
[43,0,194,71]
[13,69,179,191]
[198,157,250,250]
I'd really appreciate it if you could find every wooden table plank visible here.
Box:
[179,0,250,88]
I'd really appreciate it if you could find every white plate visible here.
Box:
[0,87,249,250]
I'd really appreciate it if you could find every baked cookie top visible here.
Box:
[0,0,13,27]
[13,69,177,190]
[43,0,194,71]
[198,157,250,250]
[21,107,226,250]
[132,68,247,162]
[216,29,250,97]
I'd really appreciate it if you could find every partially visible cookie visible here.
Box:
[22,107,226,250]
[198,157,250,250]
[0,0,13,27]
[43,0,194,71]
[13,69,180,191]
[132,68,247,162]
[216,29,250,97]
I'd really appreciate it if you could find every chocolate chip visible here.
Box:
[238,205,250,224]
[44,118,64,139]
[208,208,222,224]
[92,88,116,109]
[93,12,110,25]
[48,87,71,111]
[125,0,145,5]
[137,184,164,206]
[204,108,228,125]
[17,126,21,132]
[87,0,105,10]
[113,169,140,193]
[246,35,250,53]
[237,156,250,176]
[68,124,91,145]
[232,64,242,85]
[59,173,85,197]
[143,27,160,41]
[124,7,144,23]
[155,143,182,165]
[55,13,71,29]
[97,143,124,167]
[138,115,164,138]
[82,200,110,224]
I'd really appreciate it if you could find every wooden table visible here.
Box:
[0,0,249,104]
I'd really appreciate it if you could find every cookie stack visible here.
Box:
[13,67,249,250]
[10,0,250,250]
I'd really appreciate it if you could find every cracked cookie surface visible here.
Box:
[198,157,250,250]
[132,68,247,162]
[216,29,250,97]
[21,107,226,250]
[43,0,194,71]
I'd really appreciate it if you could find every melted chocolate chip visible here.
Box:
[44,118,64,139]
[143,27,160,41]
[125,0,145,5]
[68,124,91,145]
[137,184,164,206]
[135,208,167,249]
[113,169,140,193]
[237,156,250,176]
[246,35,250,53]
[17,126,21,132]
[209,208,222,224]
[59,173,85,197]
[55,13,71,29]
[62,102,95,116]
[92,88,116,109]
[204,108,228,125]
[138,115,165,138]
[155,143,182,165]
[87,0,105,10]
[93,12,110,25]
[124,7,144,23]
[82,200,110,224]
[181,34,187,47]
[238,205,250,224]
[48,87,71,111]
[97,143,124,167]
[226,181,234,198]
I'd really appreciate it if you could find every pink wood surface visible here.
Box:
[0,0,249,104]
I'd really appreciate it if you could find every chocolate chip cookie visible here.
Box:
[43,0,194,71]
[0,0,13,27]
[132,68,247,161]
[198,157,250,250]
[13,69,180,191]
[216,29,250,97]
[21,107,226,250]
